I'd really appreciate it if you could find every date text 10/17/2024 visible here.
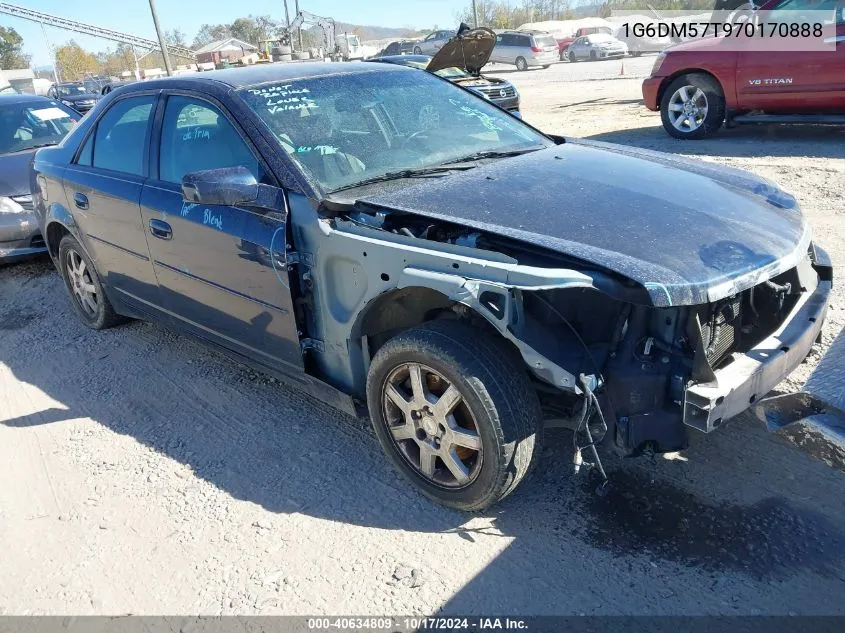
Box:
[307,618,529,631]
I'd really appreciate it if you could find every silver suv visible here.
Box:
[490,31,558,70]
[414,30,455,55]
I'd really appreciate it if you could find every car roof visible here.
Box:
[128,61,412,92]
[0,94,54,106]
[372,55,431,65]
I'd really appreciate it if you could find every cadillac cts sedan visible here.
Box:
[32,63,832,510]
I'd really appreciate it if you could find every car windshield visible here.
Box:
[57,84,87,96]
[0,101,78,154]
[240,69,550,192]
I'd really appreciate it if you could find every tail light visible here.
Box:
[531,46,543,53]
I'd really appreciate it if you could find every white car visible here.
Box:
[568,33,628,61]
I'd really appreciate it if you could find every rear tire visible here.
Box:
[58,234,124,330]
[660,73,726,140]
[515,56,528,71]
[366,321,543,511]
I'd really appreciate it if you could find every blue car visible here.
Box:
[31,63,832,510]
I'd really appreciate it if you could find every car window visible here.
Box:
[0,101,79,154]
[158,95,263,185]
[92,95,155,176]
[77,134,94,166]
[533,35,557,48]
[239,69,551,193]
[425,32,436,41]
[766,0,842,23]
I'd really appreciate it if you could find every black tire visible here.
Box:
[660,72,726,140]
[58,234,124,330]
[515,56,528,71]
[569,51,578,63]
[542,64,551,69]
[590,50,598,61]
[366,321,543,511]
[631,51,642,57]
[413,46,422,55]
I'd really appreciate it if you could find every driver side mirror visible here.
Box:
[181,166,285,211]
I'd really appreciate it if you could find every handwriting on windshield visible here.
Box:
[248,84,318,115]
[449,99,503,133]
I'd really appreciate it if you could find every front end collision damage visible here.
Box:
[288,194,832,458]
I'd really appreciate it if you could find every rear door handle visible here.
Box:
[73,192,89,210]
[148,219,172,240]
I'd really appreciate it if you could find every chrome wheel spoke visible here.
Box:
[408,363,426,404]
[443,449,470,484]
[419,445,438,478]
[449,425,481,451]
[384,383,412,415]
[81,282,96,294]
[390,422,416,442]
[692,88,705,103]
[678,86,690,102]
[432,385,461,418]
[668,103,683,112]
[81,292,97,314]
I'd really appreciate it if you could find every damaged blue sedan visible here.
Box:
[31,62,832,510]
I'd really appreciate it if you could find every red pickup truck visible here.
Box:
[642,0,845,138]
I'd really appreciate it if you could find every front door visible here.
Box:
[61,94,162,310]
[736,0,845,111]
[140,93,303,372]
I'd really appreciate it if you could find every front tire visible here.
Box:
[58,234,123,330]
[413,46,422,55]
[660,73,725,139]
[515,56,528,71]
[366,321,543,511]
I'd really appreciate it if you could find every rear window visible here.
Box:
[532,35,558,48]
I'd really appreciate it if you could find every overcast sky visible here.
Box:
[8,0,465,67]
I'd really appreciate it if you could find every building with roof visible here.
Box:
[194,37,259,65]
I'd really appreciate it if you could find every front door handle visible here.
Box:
[73,192,89,210]
[149,219,172,240]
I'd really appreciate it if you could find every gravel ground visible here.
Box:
[1,59,844,616]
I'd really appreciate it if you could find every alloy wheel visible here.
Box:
[381,362,482,488]
[66,249,99,318]
[667,85,709,133]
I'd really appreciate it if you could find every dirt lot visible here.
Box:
[1,59,844,616]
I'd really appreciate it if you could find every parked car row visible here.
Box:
[378,26,559,71]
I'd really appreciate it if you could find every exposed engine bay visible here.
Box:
[329,202,830,465]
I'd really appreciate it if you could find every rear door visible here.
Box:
[492,33,514,63]
[61,94,162,310]
[140,92,303,372]
[736,0,845,111]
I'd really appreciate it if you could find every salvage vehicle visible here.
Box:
[642,0,845,138]
[0,94,78,261]
[31,63,832,510]
[46,82,99,114]
[367,28,520,116]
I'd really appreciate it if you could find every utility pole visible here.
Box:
[147,0,172,76]
[294,0,303,50]
[472,0,479,27]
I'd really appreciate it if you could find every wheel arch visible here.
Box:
[43,204,80,262]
